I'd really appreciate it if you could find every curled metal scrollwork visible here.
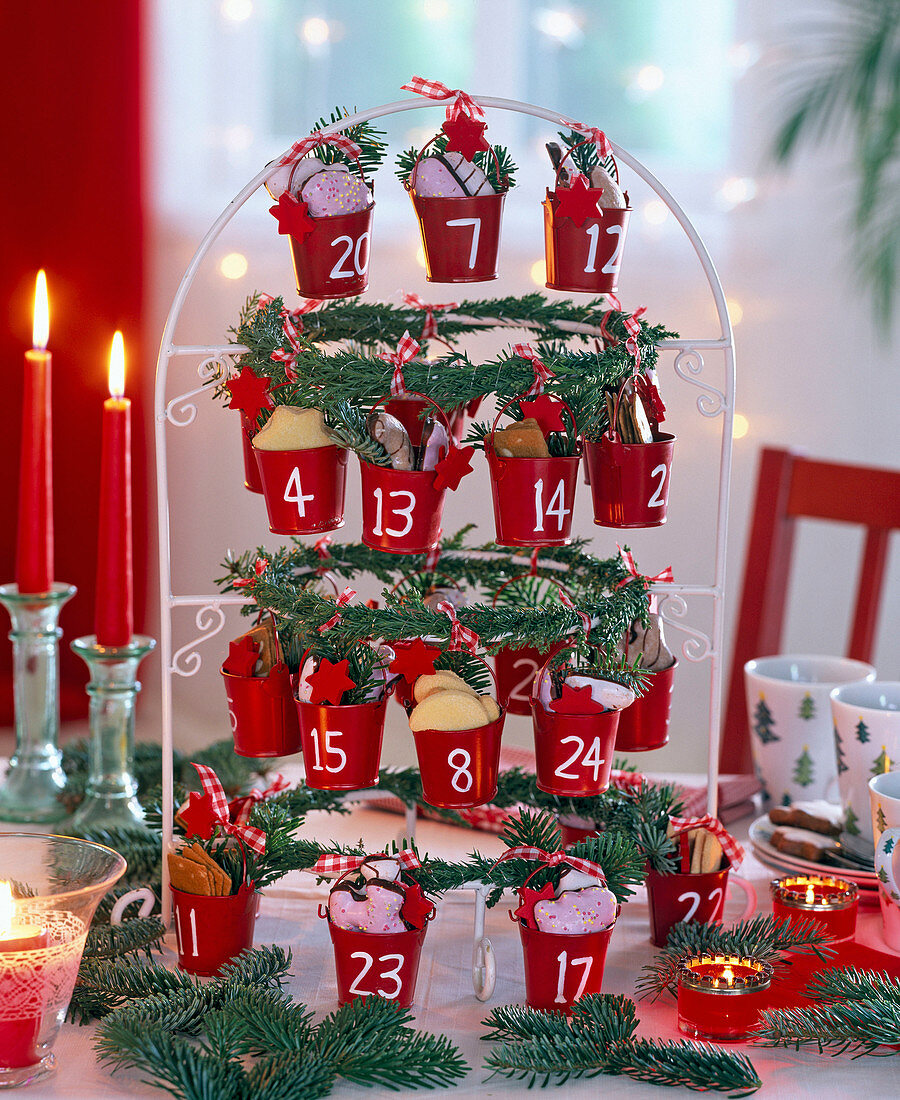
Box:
[655,592,712,663]
[171,604,227,677]
[165,356,231,428]
[673,348,725,418]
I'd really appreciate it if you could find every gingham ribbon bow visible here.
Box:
[493,847,608,885]
[669,815,744,869]
[379,331,421,396]
[269,301,324,380]
[232,557,269,589]
[601,306,647,369]
[559,588,591,638]
[570,123,613,159]
[229,774,290,827]
[192,763,266,854]
[276,130,363,169]
[402,293,458,342]
[425,541,442,572]
[310,848,423,877]
[614,545,674,590]
[401,75,484,121]
[318,587,357,633]
[436,600,479,654]
[314,535,333,560]
[511,342,555,397]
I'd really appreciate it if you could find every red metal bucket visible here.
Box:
[559,820,600,847]
[646,866,730,948]
[614,661,677,752]
[173,882,258,976]
[327,921,428,1008]
[412,712,505,808]
[485,446,580,546]
[518,920,615,1011]
[288,206,373,299]
[532,705,621,797]
[383,396,468,447]
[296,698,386,791]
[584,432,675,528]
[255,445,348,536]
[543,200,631,295]
[359,461,446,554]
[410,192,506,283]
[240,414,263,494]
[495,645,546,717]
[222,663,301,758]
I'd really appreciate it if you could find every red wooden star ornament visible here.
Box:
[225,366,274,423]
[441,115,490,161]
[389,638,441,682]
[513,881,556,930]
[223,634,260,678]
[179,791,218,841]
[552,174,604,228]
[433,444,475,492]
[400,880,435,929]
[269,191,317,240]
[518,394,567,434]
[549,681,607,715]
[306,657,356,705]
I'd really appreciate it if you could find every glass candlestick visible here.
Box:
[69,634,156,830]
[0,583,76,824]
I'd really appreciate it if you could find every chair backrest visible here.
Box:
[722,446,900,773]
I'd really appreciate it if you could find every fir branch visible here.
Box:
[557,129,619,182]
[244,1053,335,1100]
[324,402,391,466]
[805,965,900,1006]
[308,107,388,174]
[82,916,166,961]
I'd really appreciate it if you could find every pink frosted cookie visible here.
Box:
[533,885,617,934]
[411,151,495,198]
[329,880,406,934]
[301,169,371,217]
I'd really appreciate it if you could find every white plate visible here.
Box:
[748,814,878,892]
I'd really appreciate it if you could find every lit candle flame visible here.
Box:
[108,331,125,399]
[33,270,49,351]
[806,884,816,904]
[0,882,12,936]
[721,966,734,985]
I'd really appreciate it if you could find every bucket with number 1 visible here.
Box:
[255,444,349,536]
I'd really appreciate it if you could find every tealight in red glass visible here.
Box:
[676,954,773,1041]
[770,875,858,942]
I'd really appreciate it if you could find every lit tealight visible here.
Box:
[718,176,757,208]
[632,64,665,94]
[726,298,743,326]
[220,252,249,280]
[534,8,584,47]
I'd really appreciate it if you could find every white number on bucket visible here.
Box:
[348,951,405,999]
[584,223,600,274]
[647,463,668,509]
[555,736,605,782]
[372,488,417,539]
[510,656,539,705]
[676,887,723,922]
[310,728,347,773]
[227,703,238,735]
[601,223,625,275]
[554,951,593,1003]
[445,217,481,269]
[534,478,570,533]
[329,232,371,280]
[175,905,199,958]
[284,467,315,518]
[448,748,473,793]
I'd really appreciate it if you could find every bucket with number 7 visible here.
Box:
[516,915,617,1012]
[645,867,757,948]
[296,697,388,791]
[485,396,581,547]
[255,444,349,536]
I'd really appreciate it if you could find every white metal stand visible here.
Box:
[154,95,735,1001]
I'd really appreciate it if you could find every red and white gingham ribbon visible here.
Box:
[318,587,357,633]
[669,815,744,870]
[229,774,290,827]
[379,331,421,396]
[569,123,613,159]
[310,848,423,877]
[511,342,555,397]
[600,305,646,367]
[232,557,269,589]
[276,130,363,169]
[425,541,442,572]
[402,293,458,342]
[401,75,484,121]
[559,589,591,639]
[269,301,324,380]
[614,545,674,590]
[192,763,266,854]
[493,846,608,886]
[436,600,479,654]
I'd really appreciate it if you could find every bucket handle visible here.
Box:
[370,390,454,455]
[552,135,618,193]
[406,131,506,194]
[297,644,394,706]
[489,392,578,457]
[288,139,370,195]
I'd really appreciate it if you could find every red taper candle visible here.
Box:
[94,332,133,646]
[15,271,54,593]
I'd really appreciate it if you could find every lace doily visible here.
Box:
[0,910,86,1021]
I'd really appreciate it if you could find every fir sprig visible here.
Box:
[395,132,518,190]
[308,107,388,174]
[556,129,619,182]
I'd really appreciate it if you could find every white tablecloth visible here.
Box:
[23,804,900,1099]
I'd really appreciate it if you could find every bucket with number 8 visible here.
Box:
[221,633,301,759]
[542,136,631,295]
[485,396,581,547]
[645,866,757,948]
[406,136,508,283]
[255,443,349,535]
[359,392,453,554]
[296,695,388,792]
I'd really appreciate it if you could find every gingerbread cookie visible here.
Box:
[491,418,550,459]
[768,806,841,838]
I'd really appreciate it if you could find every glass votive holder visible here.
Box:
[770,875,858,942]
[676,954,774,1041]
[0,834,125,1087]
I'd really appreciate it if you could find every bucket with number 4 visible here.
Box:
[255,445,349,535]
[296,698,387,791]
[645,867,757,948]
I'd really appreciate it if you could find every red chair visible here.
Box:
[722,447,900,774]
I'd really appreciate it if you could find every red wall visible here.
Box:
[0,2,146,721]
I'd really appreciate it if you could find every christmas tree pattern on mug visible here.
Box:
[877,805,888,834]
[792,746,815,788]
[857,718,871,743]
[799,693,815,720]
[844,805,861,837]
[753,696,779,744]
[834,726,849,774]
[871,747,890,777]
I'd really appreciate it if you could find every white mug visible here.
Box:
[868,769,900,954]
